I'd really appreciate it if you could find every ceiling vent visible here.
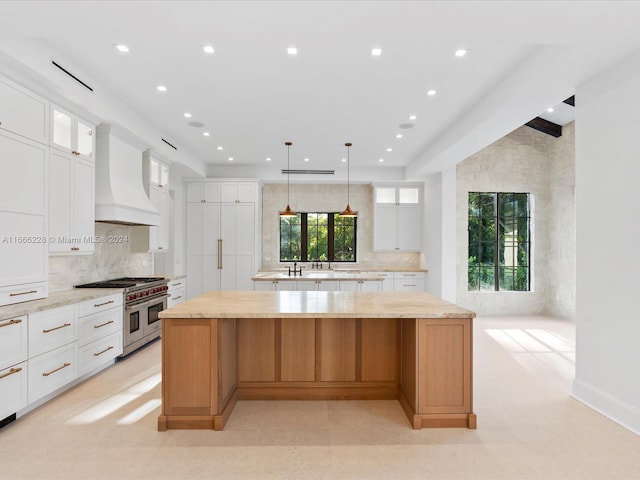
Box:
[282,169,335,175]
[161,138,178,150]
[51,60,93,92]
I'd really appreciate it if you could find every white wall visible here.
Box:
[423,173,443,297]
[572,50,640,435]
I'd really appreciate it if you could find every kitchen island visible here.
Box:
[157,290,476,431]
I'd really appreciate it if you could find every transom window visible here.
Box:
[280,213,357,262]
[468,192,531,291]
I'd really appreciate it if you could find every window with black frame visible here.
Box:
[468,192,531,291]
[280,212,356,262]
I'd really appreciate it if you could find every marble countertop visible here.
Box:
[160,291,475,319]
[163,274,187,282]
[259,267,427,273]
[252,272,384,281]
[0,288,124,321]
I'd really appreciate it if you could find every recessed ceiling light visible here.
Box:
[341,158,347,163]
[228,157,234,161]
[217,146,223,150]
[395,134,403,139]
[379,158,384,163]
[203,45,215,54]
[427,89,436,96]
[547,107,554,113]
[386,148,392,152]
[304,158,309,162]
[409,115,417,120]
[455,49,467,57]
[184,112,192,118]
[156,85,167,92]
[203,132,210,137]
[371,47,382,56]
[287,47,298,55]
[115,44,129,53]
[266,157,272,162]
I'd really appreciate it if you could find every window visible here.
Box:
[468,192,531,291]
[280,213,357,262]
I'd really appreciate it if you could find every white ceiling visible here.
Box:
[2,1,640,178]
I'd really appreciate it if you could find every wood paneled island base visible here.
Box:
[157,291,476,431]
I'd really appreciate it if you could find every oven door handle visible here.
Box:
[126,294,170,311]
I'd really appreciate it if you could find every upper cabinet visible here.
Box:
[187,182,256,204]
[0,76,49,145]
[50,105,95,160]
[150,157,170,188]
[373,185,422,252]
[131,153,170,253]
[48,151,95,254]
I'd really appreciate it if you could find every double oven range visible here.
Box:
[75,277,169,357]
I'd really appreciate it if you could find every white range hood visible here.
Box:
[94,124,160,226]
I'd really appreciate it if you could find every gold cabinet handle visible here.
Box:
[93,346,114,357]
[42,362,71,377]
[171,282,182,287]
[218,239,222,269]
[0,367,22,380]
[173,296,182,300]
[0,318,22,328]
[42,323,71,333]
[71,247,80,251]
[158,247,163,250]
[10,290,37,297]
[93,320,114,329]
[94,300,114,307]
[403,284,416,287]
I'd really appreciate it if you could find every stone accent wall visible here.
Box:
[261,183,421,270]
[456,123,575,318]
[48,222,153,291]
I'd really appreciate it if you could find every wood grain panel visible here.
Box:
[218,318,236,407]
[400,319,417,411]
[162,318,217,416]
[417,319,471,413]
[237,318,276,382]
[280,318,315,381]
[361,318,399,382]
[317,318,356,381]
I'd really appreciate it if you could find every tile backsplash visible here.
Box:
[48,222,153,291]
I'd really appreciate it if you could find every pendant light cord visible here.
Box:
[346,142,352,205]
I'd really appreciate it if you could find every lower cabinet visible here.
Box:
[28,342,78,404]
[167,278,187,308]
[0,362,28,420]
[393,272,425,292]
[0,292,124,422]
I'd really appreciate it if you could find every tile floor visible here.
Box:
[1,316,639,479]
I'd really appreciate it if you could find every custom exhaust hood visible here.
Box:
[94,124,160,226]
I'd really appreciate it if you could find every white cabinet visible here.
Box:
[0,361,28,420]
[167,278,187,308]
[48,150,95,254]
[362,271,394,291]
[131,185,170,252]
[28,305,78,358]
[0,316,28,371]
[50,105,95,160]
[0,130,48,306]
[297,280,340,291]
[373,185,422,252]
[393,272,425,292]
[27,305,79,404]
[339,280,382,292]
[0,76,49,144]
[77,293,123,377]
[149,157,169,188]
[187,182,258,298]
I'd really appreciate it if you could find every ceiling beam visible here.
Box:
[525,117,562,137]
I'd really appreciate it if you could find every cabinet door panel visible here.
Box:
[0,361,28,419]
[186,204,203,254]
[0,79,49,143]
[237,318,276,382]
[73,158,95,251]
[361,318,398,382]
[398,204,421,251]
[0,211,47,286]
[373,204,398,251]
[48,151,73,252]
[317,318,356,381]
[186,183,204,203]
[281,318,315,381]
[0,316,28,370]
[0,132,47,214]
[202,204,221,255]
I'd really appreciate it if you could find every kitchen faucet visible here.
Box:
[288,261,302,277]
[311,260,323,269]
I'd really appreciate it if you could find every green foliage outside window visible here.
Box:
[280,213,356,262]
[468,192,530,291]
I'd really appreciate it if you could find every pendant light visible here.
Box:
[340,142,358,217]
[279,141,297,217]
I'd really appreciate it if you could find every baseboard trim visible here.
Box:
[572,378,640,436]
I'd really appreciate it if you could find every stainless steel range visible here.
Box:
[75,277,169,357]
